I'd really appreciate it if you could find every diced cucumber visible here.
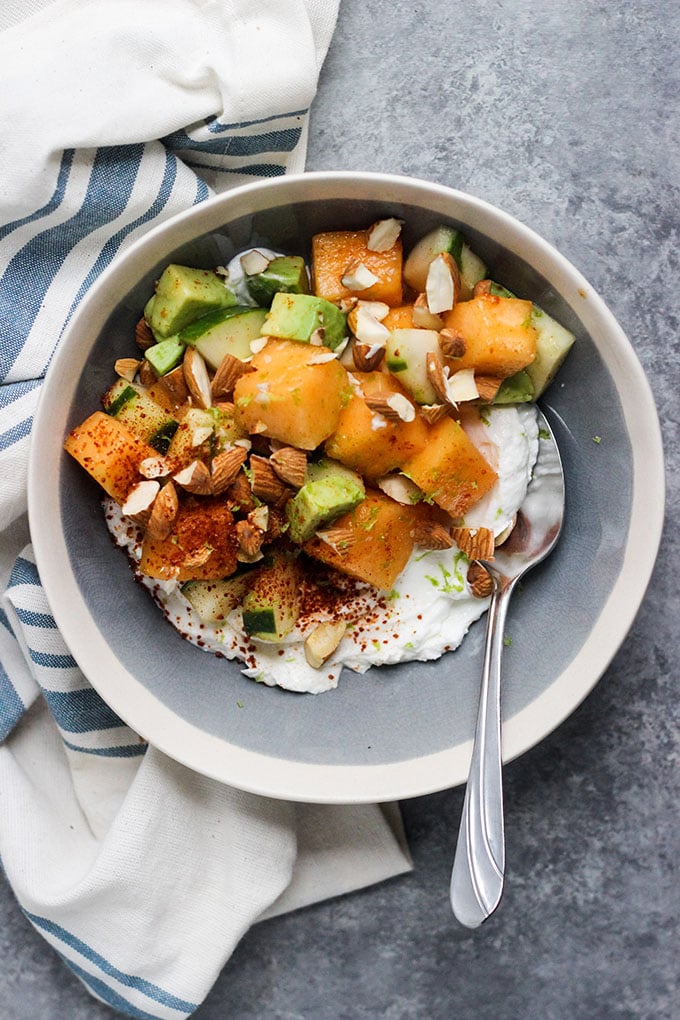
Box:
[144,337,185,376]
[385,328,441,405]
[241,555,302,641]
[181,574,253,622]
[165,407,215,463]
[286,458,365,543]
[262,293,348,349]
[403,225,487,298]
[245,255,310,307]
[179,306,268,370]
[102,378,178,452]
[147,264,237,339]
[526,306,575,397]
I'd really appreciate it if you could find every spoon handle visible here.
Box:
[450,573,515,928]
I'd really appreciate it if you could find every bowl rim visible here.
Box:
[28,171,666,803]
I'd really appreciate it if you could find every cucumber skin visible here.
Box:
[242,608,277,638]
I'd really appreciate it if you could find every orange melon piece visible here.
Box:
[382,305,415,330]
[139,496,239,582]
[64,411,158,503]
[324,371,428,479]
[303,490,418,590]
[442,294,537,378]
[312,230,403,307]
[233,339,351,450]
[401,416,498,518]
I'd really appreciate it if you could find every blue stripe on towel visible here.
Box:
[66,958,178,1020]
[0,662,25,742]
[62,738,147,758]
[0,145,145,380]
[204,108,307,133]
[165,127,302,157]
[186,161,287,179]
[25,911,199,1015]
[41,688,124,733]
[0,148,75,244]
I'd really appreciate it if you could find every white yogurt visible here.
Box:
[105,405,538,694]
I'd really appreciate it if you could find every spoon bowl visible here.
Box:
[450,407,566,928]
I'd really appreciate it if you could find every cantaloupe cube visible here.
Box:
[312,230,403,307]
[324,371,428,479]
[401,416,498,517]
[139,496,239,582]
[382,305,415,330]
[303,490,418,590]
[442,294,537,378]
[64,411,158,503]
[233,339,351,450]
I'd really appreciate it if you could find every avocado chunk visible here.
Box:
[262,292,348,350]
[147,264,237,339]
[245,255,310,307]
[241,555,302,641]
[286,458,365,544]
[493,369,535,405]
[144,337,185,376]
[179,306,268,370]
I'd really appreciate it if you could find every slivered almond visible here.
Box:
[412,520,454,549]
[211,445,248,495]
[249,454,290,504]
[438,328,467,359]
[309,327,326,346]
[364,392,416,423]
[240,249,270,275]
[316,526,355,555]
[473,279,493,297]
[366,218,403,252]
[139,455,172,480]
[211,353,254,400]
[475,375,504,402]
[452,526,495,562]
[183,545,214,569]
[135,317,155,350]
[270,446,307,488]
[376,473,423,505]
[173,459,213,495]
[347,303,391,346]
[426,252,460,314]
[467,561,495,598]
[114,358,141,381]
[121,479,160,526]
[183,347,212,409]
[147,481,178,540]
[304,620,348,669]
[426,351,455,407]
[341,260,379,292]
[351,338,385,371]
[413,293,444,330]
[495,514,517,547]
[138,359,157,387]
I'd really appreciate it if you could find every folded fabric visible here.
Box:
[0,3,413,1017]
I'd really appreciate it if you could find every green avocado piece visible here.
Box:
[147,264,237,338]
[286,458,365,544]
[493,369,535,404]
[262,292,348,350]
[179,306,268,369]
[246,255,310,307]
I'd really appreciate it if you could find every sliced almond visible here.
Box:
[412,520,454,549]
[366,218,403,252]
[364,392,416,423]
[426,351,455,407]
[211,353,254,400]
[114,358,141,382]
[139,455,172,480]
[309,327,326,346]
[173,459,213,495]
[495,514,517,547]
[452,526,495,562]
[240,249,271,275]
[304,620,348,669]
[249,454,291,504]
[147,481,179,540]
[419,403,450,425]
[445,368,479,403]
[426,252,461,314]
[158,364,191,406]
[211,445,248,495]
[135,317,155,350]
[473,279,493,297]
[183,347,212,409]
[341,260,379,292]
[249,336,269,355]
[315,526,355,555]
[412,293,444,330]
[270,446,307,488]
[235,518,264,560]
[351,338,385,372]
[248,505,270,532]
[438,327,467,359]
[475,375,504,402]
[121,479,160,525]
[138,359,157,387]
[467,561,495,598]
[183,545,214,569]
[376,473,423,505]
[347,303,391,347]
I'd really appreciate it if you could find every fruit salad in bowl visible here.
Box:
[64,215,574,694]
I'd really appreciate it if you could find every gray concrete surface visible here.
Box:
[1,2,678,1018]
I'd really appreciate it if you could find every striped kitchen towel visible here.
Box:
[0,3,413,1017]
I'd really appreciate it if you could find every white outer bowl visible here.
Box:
[28,172,665,803]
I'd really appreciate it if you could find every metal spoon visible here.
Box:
[450,408,565,928]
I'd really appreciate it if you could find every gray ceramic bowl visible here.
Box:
[28,172,664,803]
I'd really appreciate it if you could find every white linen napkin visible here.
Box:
[0,3,413,1016]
